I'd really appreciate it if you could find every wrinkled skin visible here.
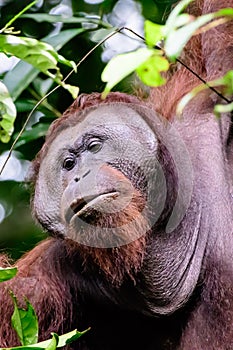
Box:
[0,1,233,349]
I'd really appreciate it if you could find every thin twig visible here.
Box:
[0,23,231,175]
[0,0,36,34]
[123,26,230,103]
[176,58,231,103]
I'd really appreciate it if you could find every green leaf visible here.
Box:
[163,0,233,61]
[32,78,54,97]
[173,13,194,28]
[64,329,90,345]
[14,123,50,148]
[0,34,76,76]
[11,293,38,346]
[90,28,117,43]
[165,0,194,34]
[176,83,206,115]
[3,29,83,100]
[165,13,215,60]
[102,48,154,95]
[0,329,90,350]
[0,267,17,282]
[21,13,103,25]
[62,84,79,99]
[44,333,58,350]
[25,328,90,349]
[177,70,233,115]
[136,53,169,86]
[218,70,233,94]
[144,20,164,47]
[214,101,233,118]
[0,81,17,143]
[3,62,39,102]
[216,8,233,17]
[15,99,38,113]
[43,28,86,52]
[0,346,42,350]
[0,1,37,34]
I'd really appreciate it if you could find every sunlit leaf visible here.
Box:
[0,34,75,72]
[176,84,206,115]
[136,53,169,86]
[90,28,117,43]
[102,48,154,95]
[29,328,90,349]
[0,1,36,34]
[55,328,89,347]
[0,81,17,143]
[0,34,77,95]
[144,20,164,47]
[44,333,58,350]
[3,29,83,100]
[216,8,233,17]
[11,293,38,346]
[62,84,79,99]
[177,70,233,115]
[165,13,214,60]
[101,0,233,92]
[214,102,233,118]
[173,13,195,28]
[218,70,233,94]
[163,0,233,61]
[0,267,17,282]
[165,0,194,34]
[0,329,90,350]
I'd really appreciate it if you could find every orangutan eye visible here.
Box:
[63,156,76,170]
[87,139,103,153]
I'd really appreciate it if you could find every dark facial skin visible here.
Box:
[34,104,160,248]
[32,100,208,315]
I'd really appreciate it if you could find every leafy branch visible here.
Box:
[0,26,123,176]
[0,1,117,147]
[1,0,233,175]
[177,71,233,117]
[101,0,233,98]
[0,0,37,35]
[0,268,89,350]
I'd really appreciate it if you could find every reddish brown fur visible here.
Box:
[150,0,233,119]
[0,1,233,349]
[0,240,80,346]
[68,165,149,285]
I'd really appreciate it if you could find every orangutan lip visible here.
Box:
[70,191,119,218]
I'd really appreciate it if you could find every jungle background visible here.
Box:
[0,0,181,260]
